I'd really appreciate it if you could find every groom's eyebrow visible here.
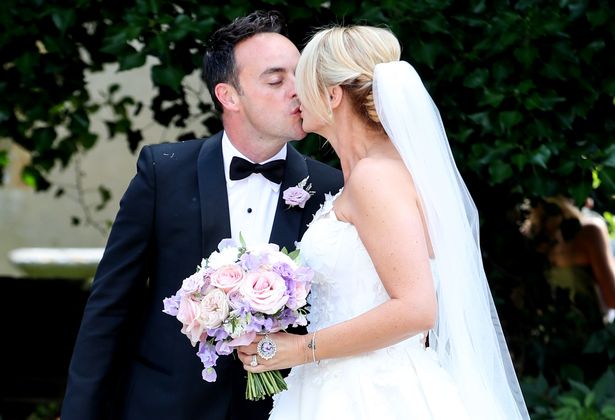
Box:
[261,67,287,76]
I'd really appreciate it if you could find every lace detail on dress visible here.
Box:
[307,188,343,228]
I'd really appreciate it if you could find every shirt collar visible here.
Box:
[221,131,287,191]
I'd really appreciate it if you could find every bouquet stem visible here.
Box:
[246,370,288,401]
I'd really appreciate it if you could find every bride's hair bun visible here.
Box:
[296,25,401,128]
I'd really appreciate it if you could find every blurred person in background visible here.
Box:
[521,195,615,324]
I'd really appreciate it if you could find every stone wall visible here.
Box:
[1,58,208,277]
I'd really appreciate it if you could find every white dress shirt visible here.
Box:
[222,132,287,246]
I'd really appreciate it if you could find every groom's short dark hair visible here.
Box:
[202,10,287,112]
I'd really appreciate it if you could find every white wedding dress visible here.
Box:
[269,191,470,420]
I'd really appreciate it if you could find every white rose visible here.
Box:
[208,247,240,269]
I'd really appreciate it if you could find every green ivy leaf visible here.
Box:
[96,185,112,211]
[557,161,575,176]
[530,144,552,168]
[514,44,538,68]
[79,132,97,150]
[511,153,528,170]
[489,161,513,183]
[463,68,489,89]
[479,90,505,108]
[413,42,441,68]
[331,0,357,16]
[422,14,448,34]
[498,110,523,131]
[558,395,582,409]
[568,182,592,205]
[32,127,56,152]
[151,64,184,92]
[119,52,146,71]
[468,111,493,131]
[51,9,76,34]
[603,144,615,168]
[586,9,609,27]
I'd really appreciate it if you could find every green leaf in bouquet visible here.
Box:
[287,249,300,260]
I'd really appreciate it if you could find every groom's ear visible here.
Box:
[215,83,241,112]
[328,86,343,109]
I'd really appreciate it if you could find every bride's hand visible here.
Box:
[237,332,309,373]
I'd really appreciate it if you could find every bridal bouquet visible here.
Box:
[162,237,313,401]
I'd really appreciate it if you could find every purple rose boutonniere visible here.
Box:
[283,176,314,209]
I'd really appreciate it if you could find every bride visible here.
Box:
[238,25,530,419]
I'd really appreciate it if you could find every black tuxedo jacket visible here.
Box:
[61,132,343,420]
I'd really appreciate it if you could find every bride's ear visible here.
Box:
[328,86,343,110]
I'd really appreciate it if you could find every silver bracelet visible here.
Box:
[308,331,320,365]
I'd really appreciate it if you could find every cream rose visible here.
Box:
[198,288,230,329]
[240,270,288,314]
[209,264,245,293]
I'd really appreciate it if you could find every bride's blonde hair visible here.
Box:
[296,26,401,129]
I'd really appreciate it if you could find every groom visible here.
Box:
[61,10,343,420]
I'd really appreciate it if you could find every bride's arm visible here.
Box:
[238,158,437,370]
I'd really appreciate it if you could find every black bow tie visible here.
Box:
[229,156,285,184]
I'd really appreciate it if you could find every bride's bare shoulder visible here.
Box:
[345,156,417,209]
[351,155,414,189]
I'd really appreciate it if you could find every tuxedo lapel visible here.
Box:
[197,132,231,256]
[269,145,308,250]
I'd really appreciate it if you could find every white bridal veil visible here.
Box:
[373,61,530,419]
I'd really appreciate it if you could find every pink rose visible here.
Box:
[291,280,310,310]
[177,294,206,346]
[240,270,288,314]
[209,264,245,293]
[198,288,230,329]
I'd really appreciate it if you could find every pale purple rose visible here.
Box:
[227,290,248,310]
[209,264,245,293]
[180,270,206,295]
[283,186,311,208]
[239,270,288,314]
